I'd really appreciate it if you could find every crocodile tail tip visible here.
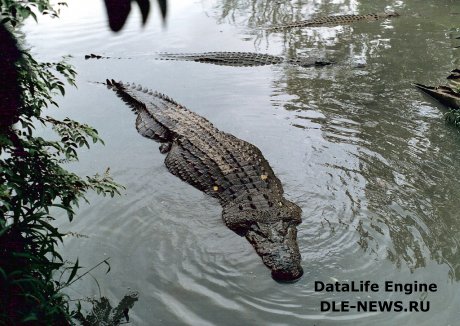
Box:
[105,79,116,88]
[104,79,125,89]
[378,11,399,17]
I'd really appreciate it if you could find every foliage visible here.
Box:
[445,109,460,128]
[0,0,168,31]
[0,0,68,27]
[0,1,132,325]
[73,290,139,326]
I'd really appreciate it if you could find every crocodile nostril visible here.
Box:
[271,267,304,283]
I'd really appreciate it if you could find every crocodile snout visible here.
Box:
[246,222,303,282]
[272,265,304,283]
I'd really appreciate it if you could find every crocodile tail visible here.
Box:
[105,79,173,142]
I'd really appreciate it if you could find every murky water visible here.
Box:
[24,0,460,324]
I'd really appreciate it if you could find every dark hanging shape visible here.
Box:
[134,0,150,25]
[104,0,132,32]
[156,0,167,20]
[104,0,168,31]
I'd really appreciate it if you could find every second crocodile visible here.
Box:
[85,52,333,68]
[268,12,400,30]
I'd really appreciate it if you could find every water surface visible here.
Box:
[25,0,460,324]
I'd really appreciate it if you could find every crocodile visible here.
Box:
[85,52,333,68]
[268,12,400,31]
[104,79,304,282]
[414,69,460,110]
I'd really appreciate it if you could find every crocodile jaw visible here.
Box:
[245,221,303,282]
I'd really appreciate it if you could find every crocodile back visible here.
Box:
[158,52,285,67]
[270,12,399,30]
[106,80,286,205]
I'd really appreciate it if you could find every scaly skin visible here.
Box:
[157,52,332,68]
[105,79,304,282]
[85,52,332,68]
[269,12,400,30]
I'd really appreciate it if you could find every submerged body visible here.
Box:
[269,12,399,30]
[105,80,303,282]
[156,52,332,68]
[85,52,332,68]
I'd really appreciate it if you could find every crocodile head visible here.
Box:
[222,196,303,282]
[377,11,400,18]
[288,58,333,68]
[246,216,303,282]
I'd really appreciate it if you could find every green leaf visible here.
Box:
[22,314,38,322]
[67,258,79,284]
[103,259,111,274]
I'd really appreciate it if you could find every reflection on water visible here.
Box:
[216,0,460,279]
[25,0,460,324]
